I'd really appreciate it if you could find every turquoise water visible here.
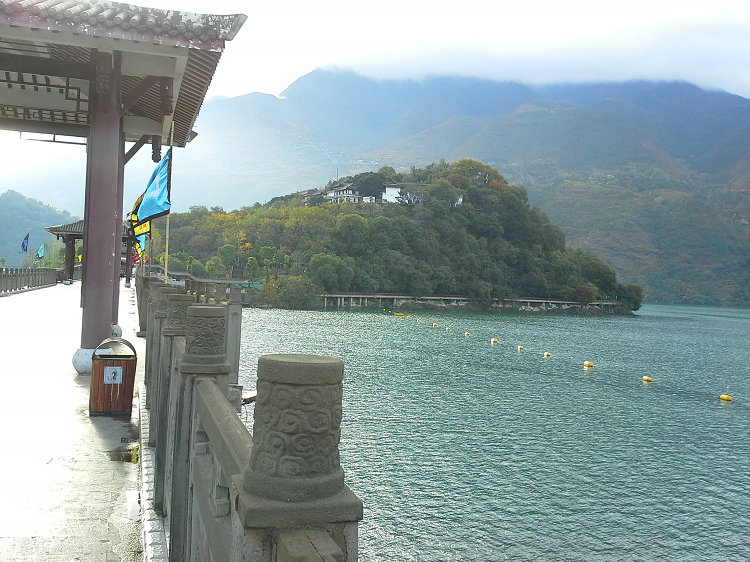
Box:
[238,305,750,561]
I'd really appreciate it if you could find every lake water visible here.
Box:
[237,305,749,561]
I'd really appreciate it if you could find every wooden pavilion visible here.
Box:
[0,1,245,359]
[46,219,134,284]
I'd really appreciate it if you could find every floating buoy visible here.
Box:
[517,345,524,351]
[544,351,551,357]
[445,327,451,332]
[491,337,499,344]
[433,323,438,328]
[416,319,421,323]
[406,315,412,319]
[465,331,470,336]
[720,394,733,401]
[583,360,594,368]
[642,376,652,382]
[394,312,404,316]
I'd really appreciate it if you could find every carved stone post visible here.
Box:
[170,304,230,562]
[205,282,216,303]
[237,354,363,559]
[145,285,181,408]
[226,284,243,410]
[194,281,206,303]
[153,292,194,512]
[135,271,148,336]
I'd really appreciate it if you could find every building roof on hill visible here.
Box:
[0,0,246,147]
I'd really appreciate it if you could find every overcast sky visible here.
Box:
[156,0,750,100]
[2,0,749,214]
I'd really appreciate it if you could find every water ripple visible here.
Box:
[239,306,750,561]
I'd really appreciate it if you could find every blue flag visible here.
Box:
[21,233,29,253]
[132,148,172,227]
[36,243,44,260]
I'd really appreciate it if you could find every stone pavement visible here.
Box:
[0,280,145,561]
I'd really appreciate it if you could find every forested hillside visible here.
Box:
[169,72,749,306]
[0,190,74,267]
[150,160,642,311]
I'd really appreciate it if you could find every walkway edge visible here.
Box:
[139,382,169,561]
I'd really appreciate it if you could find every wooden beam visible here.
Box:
[124,134,150,164]
[0,53,89,79]
[120,76,159,117]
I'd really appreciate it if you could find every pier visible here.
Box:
[321,291,625,312]
[0,273,363,561]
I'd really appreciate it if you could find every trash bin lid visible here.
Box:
[93,337,137,359]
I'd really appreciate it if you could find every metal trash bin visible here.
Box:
[89,338,137,416]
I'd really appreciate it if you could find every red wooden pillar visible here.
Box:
[63,234,76,281]
[80,50,123,349]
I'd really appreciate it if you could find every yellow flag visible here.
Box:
[133,221,150,236]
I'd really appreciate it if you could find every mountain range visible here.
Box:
[172,71,750,305]
[3,70,748,305]
[0,190,77,266]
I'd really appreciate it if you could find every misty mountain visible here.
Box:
[0,190,77,266]
[181,71,750,304]
[5,70,749,304]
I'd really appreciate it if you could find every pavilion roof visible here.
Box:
[46,218,130,239]
[0,0,246,147]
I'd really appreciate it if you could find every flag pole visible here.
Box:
[164,121,174,282]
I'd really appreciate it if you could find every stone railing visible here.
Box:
[138,265,261,307]
[0,267,57,295]
[139,274,362,561]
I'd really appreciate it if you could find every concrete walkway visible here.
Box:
[0,281,145,561]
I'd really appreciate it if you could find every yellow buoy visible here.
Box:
[491,337,499,344]
[583,360,594,368]
[433,323,438,328]
[417,319,421,323]
[406,315,412,319]
[445,327,451,331]
[544,351,551,357]
[465,331,470,336]
[642,376,652,382]
[517,345,524,351]
[394,312,404,316]
[720,394,733,401]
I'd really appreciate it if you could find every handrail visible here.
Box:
[195,379,253,478]
[0,267,57,295]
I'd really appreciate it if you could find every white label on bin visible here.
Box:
[104,366,123,384]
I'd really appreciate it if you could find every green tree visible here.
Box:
[262,275,321,309]
[188,259,207,278]
[575,283,598,304]
[217,244,238,269]
[244,256,259,281]
[308,253,354,291]
[205,256,228,278]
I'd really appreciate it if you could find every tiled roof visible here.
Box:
[0,0,246,147]
[0,0,245,43]
[46,219,131,238]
